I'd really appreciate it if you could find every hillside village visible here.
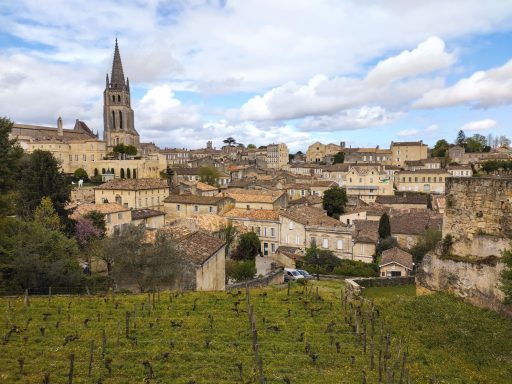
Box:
[2,40,510,320]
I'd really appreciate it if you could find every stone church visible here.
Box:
[103,39,140,148]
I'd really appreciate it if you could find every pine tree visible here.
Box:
[378,213,391,239]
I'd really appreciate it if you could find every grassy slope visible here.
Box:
[0,282,510,383]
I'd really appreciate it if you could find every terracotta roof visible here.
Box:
[353,220,379,243]
[391,141,426,147]
[12,122,97,142]
[288,195,323,206]
[396,169,450,175]
[164,194,231,205]
[380,247,413,270]
[390,213,442,235]
[223,189,286,203]
[376,194,428,206]
[175,167,229,177]
[348,165,384,176]
[131,208,165,220]
[195,181,218,191]
[276,246,304,260]
[96,178,168,191]
[280,206,347,227]
[176,231,226,265]
[447,165,472,170]
[223,208,280,221]
[70,203,129,220]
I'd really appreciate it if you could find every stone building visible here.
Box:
[306,142,343,163]
[390,141,428,167]
[163,195,234,219]
[103,39,140,148]
[394,169,450,194]
[352,220,379,263]
[266,143,289,169]
[223,208,281,257]
[391,211,442,249]
[345,165,394,203]
[131,208,166,229]
[95,178,169,209]
[70,202,131,235]
[344,147,391,164]
[379,247,413,277]
[222,189,288,210]
[279,206,353,258]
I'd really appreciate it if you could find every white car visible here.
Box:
[284,268,304,282]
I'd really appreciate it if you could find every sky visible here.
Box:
[1,1,512,152]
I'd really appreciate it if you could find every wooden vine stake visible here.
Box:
[48,287,52,305]
[68,353,75,384]
[125,311,130,338]
[88,340,94,376]
[102,329,107,359]
[24,289,29,307]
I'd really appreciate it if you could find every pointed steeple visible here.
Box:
[110,38,126,89]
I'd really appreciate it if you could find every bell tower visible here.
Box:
[103,39,140,148]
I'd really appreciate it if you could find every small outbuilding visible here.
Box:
[379,247,413,277]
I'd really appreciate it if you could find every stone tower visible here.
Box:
[103,39,140,148]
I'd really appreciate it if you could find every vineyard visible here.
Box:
[1,281,511,383]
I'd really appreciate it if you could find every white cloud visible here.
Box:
[398,129,419,137]
[240,37,450,124]
[366,36,455,85]
[425,124,439,132]
[460,119,497,131]
[299,106,402,131]
[414,59,512,108]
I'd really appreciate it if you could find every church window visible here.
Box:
[126,168,131,178]
[118,95,121,102]
[119,111,123,129]
[112,111,116,129]
[112,95,115,102]
[133,169,136,178]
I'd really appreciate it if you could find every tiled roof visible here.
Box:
[390,213,442,235]
[353,220,379,243]
[396,169,450,175]
[176,231,226,265]
[196,181,218,191]
[376,194,428,206]
[12,122,97,142]
[391,141,426,147]
[163,194,230,205]
[131,208,165,220]
[348,165,384,176]
[175,167,229,177]
[288,195,323,206]
[96,178,168,190]
[223,208,280,221]
[276,246,303,259]
[223,189,286,203]
[70,203,129,220]
[380,247,413,270]
[280,206,346,227]
[447,165,472,170]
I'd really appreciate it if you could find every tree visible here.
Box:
[500,250,512,304]
[108,225,181,292]
[333,152,345,164]
[322,186,348,218]
[219,223,237,256]
[456,130,466,146]
[498,135,511,148]
[73,168,89,181]
[465,134,487,153]
[0,117,23,216]
[0,217,82,290]
[375,236,398,261]
[75,218,102,249]
[225,259,256,282]
[223,137,236,146]
[84,210,107,237]
[232,232,261,261]
[409,229,442,264]
[198,166,221,186]
[303,243,341,274]
[247,144,256,149]
[18,150,71,222]
[34,197,61,232]
[378,213,391,239]
[431,139,448,158]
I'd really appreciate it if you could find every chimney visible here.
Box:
[57,116,63,136]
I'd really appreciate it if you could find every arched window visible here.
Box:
[111,168,115,175]
[118,95,121,102]
[94,168,99,177]
[102,168,106,174]
[112,95,115,102]
[127,168,131,178]
[120,168,125,178]
[119,111,123,129]
[115,195,122,204]
[112,111,116,129]
[133,169,137,179]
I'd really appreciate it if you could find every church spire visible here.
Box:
[110,38,126,89]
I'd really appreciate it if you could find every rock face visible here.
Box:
[417,177,512,317]
[417,253,511,317]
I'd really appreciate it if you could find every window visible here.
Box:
[75,155,78,161]
[105,214,111,223]
[118,213,123,219]
[145,197,148,206]
[322,238,329,248]
[91,154,94,161]
[285,235,289,243]
[289,221,294,230]
[296,236,300,245]
[209,206,213,213]
[194,205,199,212]
[271,243,275,252]
[176,204,181,211]
[264,227,267,236]
[337,240,343,250]
[69,155,72,161]
[270,228,275,237]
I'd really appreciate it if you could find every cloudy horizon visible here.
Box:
[1,1,512,152]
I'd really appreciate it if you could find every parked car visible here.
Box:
[296,269,313,280]
[284,268,304,282]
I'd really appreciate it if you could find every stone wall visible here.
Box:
[227,268,284,289]
[417,253,512,318]
[443,177,512,257]
[345,276,415,298]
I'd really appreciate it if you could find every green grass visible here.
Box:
[0,282,511,383]
[363,284,416,299]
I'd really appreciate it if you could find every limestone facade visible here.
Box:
[266,143,289,169]
[390,141,428,167]
[94,178,169,210]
